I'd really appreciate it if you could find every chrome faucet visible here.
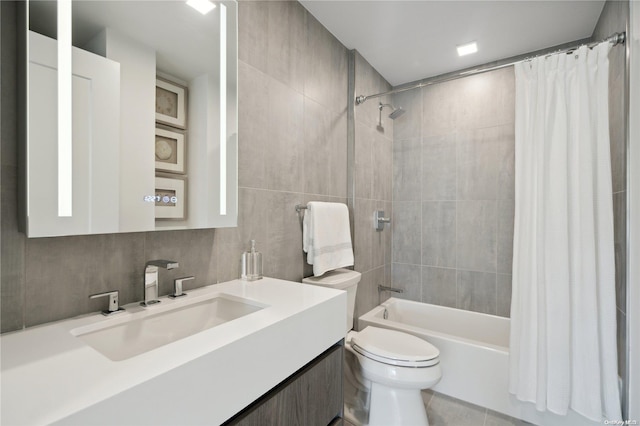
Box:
[142,260,179,307]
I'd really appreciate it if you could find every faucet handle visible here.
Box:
[89,290,125,316]
[169,276,194,299]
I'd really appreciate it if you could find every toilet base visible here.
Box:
[368,382,429,426]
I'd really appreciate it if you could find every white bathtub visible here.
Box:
[359,298,599,426]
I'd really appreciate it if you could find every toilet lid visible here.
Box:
[351,326,440,367]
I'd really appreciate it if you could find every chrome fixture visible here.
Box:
[376,102,405,132]
[378,285,403,306]
[89,290,125,316]
[378,285,403,294]
[170,276,194,299]
[374,210,391,231]
[142,260,179,307]
[355,31,626,106]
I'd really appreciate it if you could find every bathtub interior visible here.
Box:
[365,297,510,351]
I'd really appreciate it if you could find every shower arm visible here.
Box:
[355,32,626,106]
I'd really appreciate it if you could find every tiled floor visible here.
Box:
[343,390,531,426]
[423,390,531,426]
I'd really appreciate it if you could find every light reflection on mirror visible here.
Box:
[24,0,238,238]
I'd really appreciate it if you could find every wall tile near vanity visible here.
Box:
[303,98,348,198]
[266,0,306,93]
[238,61,268,189]
[144,229,217,298]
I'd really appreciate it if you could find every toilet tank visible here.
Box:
[302,269,361,334]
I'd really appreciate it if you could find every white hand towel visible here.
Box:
[302,202,354,277]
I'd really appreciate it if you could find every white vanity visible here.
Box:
[0,278,346,425]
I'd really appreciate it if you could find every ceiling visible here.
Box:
[300,1,606,87]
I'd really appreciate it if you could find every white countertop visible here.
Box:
[0,278,346,425]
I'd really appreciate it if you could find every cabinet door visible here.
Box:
[228,344,343,426]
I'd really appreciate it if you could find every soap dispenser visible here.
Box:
[241,240,263,281]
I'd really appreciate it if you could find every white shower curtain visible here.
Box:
[509,42,622,422]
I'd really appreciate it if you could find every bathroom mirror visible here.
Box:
[21,0,237,237]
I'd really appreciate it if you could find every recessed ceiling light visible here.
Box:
[457,41,478,57]
[187,0,216,15]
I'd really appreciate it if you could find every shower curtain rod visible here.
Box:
[355,31,626,105]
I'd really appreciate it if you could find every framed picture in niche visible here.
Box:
[155,175,187,220]
[155,127,186,174]
[156,77,187,129]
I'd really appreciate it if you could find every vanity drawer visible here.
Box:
[226,342,344,426]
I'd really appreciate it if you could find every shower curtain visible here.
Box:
[509,42,622,422]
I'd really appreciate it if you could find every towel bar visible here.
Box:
[295,204,308,213]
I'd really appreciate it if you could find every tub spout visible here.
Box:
[378,285,403,294]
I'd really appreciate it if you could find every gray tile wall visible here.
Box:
[592,0,629,404]
[1,1,349,332]
[352,52,393,324]
[391,67,516,317]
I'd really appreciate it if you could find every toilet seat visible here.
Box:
[350,326,439,368]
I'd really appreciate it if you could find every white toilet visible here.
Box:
[303,269,442,426]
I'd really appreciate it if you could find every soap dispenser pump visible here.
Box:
[241,240,263,281]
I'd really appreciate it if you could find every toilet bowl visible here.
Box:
[302,269,442,426]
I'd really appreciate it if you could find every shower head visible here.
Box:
[388,107,406,119]
[379,103,406,120]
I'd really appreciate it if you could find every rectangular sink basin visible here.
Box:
[74,295,265,361]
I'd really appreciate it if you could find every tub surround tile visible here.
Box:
[392,88,423,141]
[391,263,422,302]
[456,200,497,273]
[393,66,516,320]
[457,125,513,201]
[421,79,463,138]
[458,67,515,132]
[422,266,456,308]
[372,130,393,202]
[457,270,497,315]
[497,199,515,274]
[354,198,373,273]
[393,138,422,201]
[422,135,457,201]
[355,121,374,200]
[392,202,422,265]
[422,201,456,268]
[497,274,512,318]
